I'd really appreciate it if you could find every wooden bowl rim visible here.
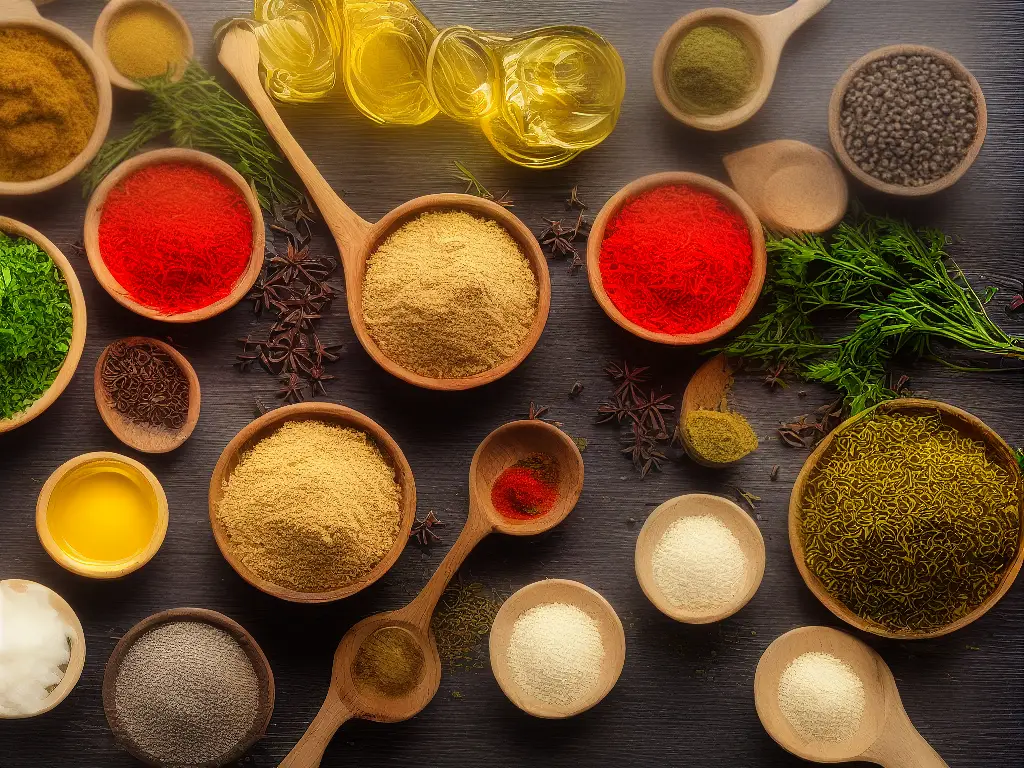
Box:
[586,172,767,345]
[488,578,626,719]
[92,0,194,91]
[83,147,265,323]
[35,451,170,579]
[0,217,87,434]
[788,398,1024,639]
[0,17,113,196]
[828,44,988,197]
[0,578,86,719]
[93,337,201,453]
[208,402,417,603]
[101,607,275,767]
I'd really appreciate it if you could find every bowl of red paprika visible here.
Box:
[586,172,766,345]
[84,148,265,323]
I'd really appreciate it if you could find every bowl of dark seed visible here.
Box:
[829,44,986,196]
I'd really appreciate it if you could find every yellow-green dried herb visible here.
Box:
[668,25,754,115]
[683,409,758,464]
[431,581,504,670]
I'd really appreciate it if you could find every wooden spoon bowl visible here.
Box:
[653,0,831,131]
[790,398,1024,639]
[0,217,87,434]
[93,0,194,91]
[755,626,947,766]
[0,0,113,195]
[83,148,265,323]
[217,24,550,390]
[680,353,751,468]
[102,607,275,767]
[94,337,201,453]
[586,172,766,345]
[0,579,86,719]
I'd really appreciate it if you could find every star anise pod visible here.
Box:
[310,334,343,365]
[307,364,336,397]
[566,185,588,210]
[410,510,446,547]
[620,423,665,478]
[271,239,333,284]
[539,218,577,258]
[570,209,591,239]
[597,393,638,425]
[635,390,675,434]
[277,372,305,403]
[604,361,650,403]
[266,330,313,374]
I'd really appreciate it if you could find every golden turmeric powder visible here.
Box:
[0,28,98,182]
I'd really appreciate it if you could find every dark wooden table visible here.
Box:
[2,1,1022,765]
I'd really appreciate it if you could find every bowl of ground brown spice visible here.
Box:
[0,2,113,195]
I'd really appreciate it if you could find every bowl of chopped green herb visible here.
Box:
[789,398,1024,639]
[0,217,87,433]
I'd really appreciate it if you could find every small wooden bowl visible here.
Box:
[0,217,87,434]
[208,402,417,603]
[635,494,765,624]
[0,5,113,196]
[102,607,275,767]
[84,148,265,323]
[829,44,987,197]
[93,0,194,91]
[0,579,86,719]
[36,451,170,579]
[489,579,626,719]
[94,337,201,453]
[790,398,1024,639]
[586,172,766,345]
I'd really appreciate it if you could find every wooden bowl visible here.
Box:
[93,0,194,91]
[789,398,1024,639]
[84,148,265,323]
[586,172,766,345]
[635,494,765,624]
[102,607,275,767]
[0,4,113,195]
[828,44,987,197]
[0,217,87,434]
[489,579,626,719]
[0,579,86,719]
[94,337,201,453]
[208,402,417,603]
[36,452,170,579]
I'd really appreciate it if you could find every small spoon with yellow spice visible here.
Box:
[681,354,758,467]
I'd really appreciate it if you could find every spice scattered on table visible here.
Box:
[0,582,74,717]
[98,161,254,315]
[491,454,560,520]
[216,421,401,593]
[0,28,98,182]
[100,341,190,432]
[0,232,74,421]
[839,52,978,187]
[105,4,188,81]
[652,515,747,614]
[362,211,538,379]
[114,621,259,765]
[684,409,758,465]
[599,185,753,335]
[506,602,605,708]
[352,626,425,698]
[597,361,676,477]
[410,510,446,547]
[668,25,754,116]
[778,652,865,743]
[431,580,505,670]
[800,410,1021,633]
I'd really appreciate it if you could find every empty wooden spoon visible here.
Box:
[724,140,848,233]
[217,24,550,391]
[755,626,947,766]
[278,420,583,767]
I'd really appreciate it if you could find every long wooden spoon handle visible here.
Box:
[760,0,832,52]
[278,695,354,768]
[0,0,42,17]
[863,715,949,768]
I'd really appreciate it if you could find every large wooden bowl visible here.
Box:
[208,402,417,603]
[789,398,1024,639]
[84,148,265,323]
[829,44,987,197]
[0,217,87,434]
[93,0,194,91]
[586,172,766,346]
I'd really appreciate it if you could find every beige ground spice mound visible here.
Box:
[216,421,401,593]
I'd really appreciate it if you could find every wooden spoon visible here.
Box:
[679,354,751,468]
[94,337,201,453]
[217,24,550,391]
[724,140,848,233]
[653,0,832,131]
[93,0,194,91]
[278,419,584,767]
[755,626,947,766]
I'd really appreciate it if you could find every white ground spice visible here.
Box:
[362,210,538,379]
[506,602,604,708]
[778,652,866,743]
[651,514,746,613]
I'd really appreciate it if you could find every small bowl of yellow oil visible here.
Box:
[36,452,168,579]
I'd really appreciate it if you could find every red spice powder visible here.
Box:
[598,184,753,335]
[491,454,560,521]
[98,162,254,315]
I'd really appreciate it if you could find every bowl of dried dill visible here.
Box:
[789,398,1024,639]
